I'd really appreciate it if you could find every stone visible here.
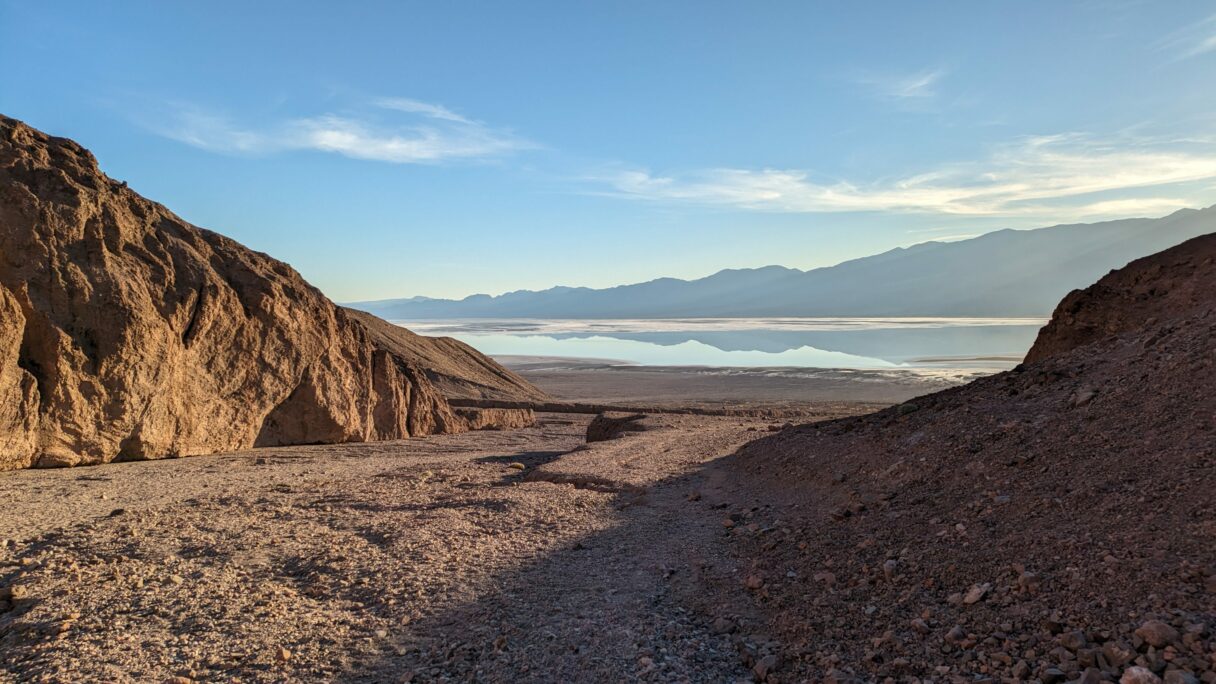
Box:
[909,618,930,635]
[1163,671,1199,684]
[1103,642,1135,667]
[586,413,649,443]
[744,574,765,590]
[275,647,292,663]
[963,582,992,604]
[1121,667,1162,684]
[753,654,780,679]
[1043,667,1067,684]
[1134,621,1180,649]
[1077,668,1104,684]
[1070,388,1098,407]
[1060,630,1088,652]
[0,585,29,604]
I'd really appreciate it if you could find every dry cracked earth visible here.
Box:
[0,412,845,683]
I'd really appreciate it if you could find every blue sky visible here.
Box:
[3,1,1215,301]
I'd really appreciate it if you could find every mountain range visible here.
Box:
[351,206,1216,319]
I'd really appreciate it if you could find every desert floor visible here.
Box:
[508,357,982,408]
[0,403,871,683]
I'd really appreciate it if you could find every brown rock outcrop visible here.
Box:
[0,115,537,470]
[452,407,536,431]
[343,308,549,402]
[1025,232,1216,362]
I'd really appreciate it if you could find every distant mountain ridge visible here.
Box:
[351,206,1216,319]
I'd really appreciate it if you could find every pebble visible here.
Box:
[507,462,526,471]
[1164,671,1200,684]
[1078,668,1104,684]
[0,585,28,601]
[276,647,292,663]
[743,574,764,590]
[753,654,780,679]
[1060,629,1088,651]
[1043,667,1067,684]
[1122,666,1163,684]
[945,625,967,644]
[962,582,991,604]
[1135,620,1180,648]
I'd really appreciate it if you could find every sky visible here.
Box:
[2,1,1216,301]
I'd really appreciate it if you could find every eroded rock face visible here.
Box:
[0,115,494,469]
[452,407,536,431]
[343,307,549,403]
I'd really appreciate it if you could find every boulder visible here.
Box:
[586,412,650,443]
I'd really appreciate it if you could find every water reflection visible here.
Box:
[399,318,1045,370]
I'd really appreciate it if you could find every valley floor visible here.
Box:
[509,358,981,408]
[0,410,864,683]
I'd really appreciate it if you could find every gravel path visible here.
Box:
[0,412,798,683]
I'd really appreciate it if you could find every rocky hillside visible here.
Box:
[342,308,548,402]
[1026,232,1216,363]
[714,234,1216,681]
[0,116,540,470]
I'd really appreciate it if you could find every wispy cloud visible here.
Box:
[595,133,1216,219]
[374,97,474,124]
[855,68,947,100]
[153,99,531,164]
[1159,13,1216,60]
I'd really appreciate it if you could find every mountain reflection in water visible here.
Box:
[398,318,1045,370]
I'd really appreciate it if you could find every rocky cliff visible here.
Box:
[0,115,537,470]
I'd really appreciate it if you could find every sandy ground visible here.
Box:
[506,358,988,408]
[0,410,869,683]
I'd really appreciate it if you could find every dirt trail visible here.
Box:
[0,411,846,683]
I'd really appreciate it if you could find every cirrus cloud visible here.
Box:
[152,98,532,164]
[595,133,1216,219]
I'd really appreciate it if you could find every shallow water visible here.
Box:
[399,318,1045,370]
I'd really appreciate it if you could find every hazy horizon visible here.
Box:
[3,1,1216,301]
[349,204,1212,302]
